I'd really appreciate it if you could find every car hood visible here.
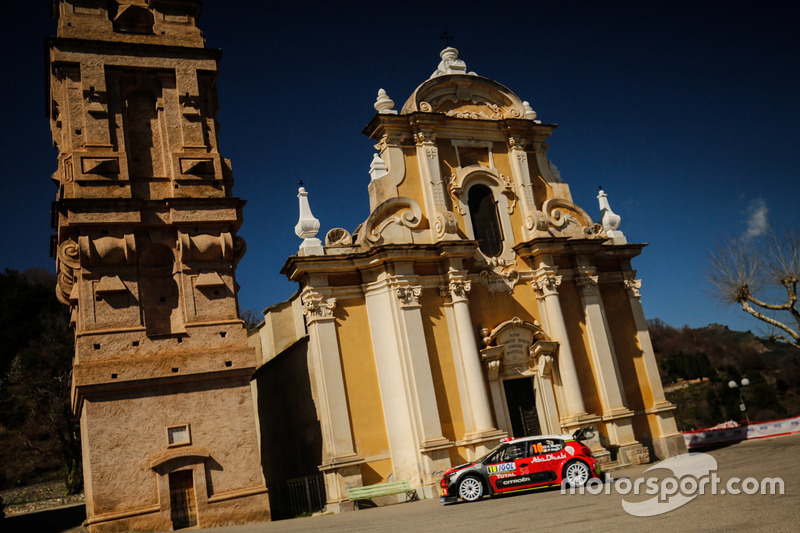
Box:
[443,462,475,477]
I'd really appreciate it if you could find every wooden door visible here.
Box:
[169,470,198,529]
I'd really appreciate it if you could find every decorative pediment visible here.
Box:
[402,73,526,120]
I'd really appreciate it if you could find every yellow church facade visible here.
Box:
[252,48,685,512]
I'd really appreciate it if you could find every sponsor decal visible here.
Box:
[488,462,516,475]
[530,452,567,464]
[496,476,533,488]
[565,445,575,456]
[494,472,517,480]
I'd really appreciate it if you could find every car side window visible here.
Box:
[530,439,564,455]
[498,442,530,462]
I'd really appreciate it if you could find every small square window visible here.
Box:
[167,424,191,447]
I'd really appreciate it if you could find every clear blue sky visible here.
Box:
[2,1,798,334]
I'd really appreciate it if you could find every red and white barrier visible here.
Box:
[683,415,800,449]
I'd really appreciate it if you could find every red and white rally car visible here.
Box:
[440,427,601,502]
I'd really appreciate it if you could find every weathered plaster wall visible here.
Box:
[83,378,263,515]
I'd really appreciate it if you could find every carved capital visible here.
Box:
[487,359,501,382]
[530,340,559,378]
[624,276,642,298]
[374,134,404,152]
[301,291,336,323]
[532,273,561,297]
[439,286,452,304]
[395,285,422,307]
[575,266,599,293]
[448,279,472,302]
[507,136,528,150]
[413,131,437,144]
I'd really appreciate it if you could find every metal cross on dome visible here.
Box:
[440,31,454,47]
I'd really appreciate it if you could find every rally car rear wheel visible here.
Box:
[457,476,484,502]
[563,460,591,487]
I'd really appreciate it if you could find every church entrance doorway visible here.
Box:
[169,470,198,529]
[503,378,541,437]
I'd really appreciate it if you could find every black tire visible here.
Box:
[457,475,485,502]
[563,460,591,488]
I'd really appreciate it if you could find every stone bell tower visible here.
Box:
[47,1,269,530]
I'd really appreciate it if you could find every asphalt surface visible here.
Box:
[6,433,798,532]
[200,433,800,532]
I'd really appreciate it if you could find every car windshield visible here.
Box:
[475,443,506,464]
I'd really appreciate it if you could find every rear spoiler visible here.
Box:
[572,426,595,442]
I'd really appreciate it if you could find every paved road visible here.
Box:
[204,433,800,532]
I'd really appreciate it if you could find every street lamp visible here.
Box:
[728,378,750,424]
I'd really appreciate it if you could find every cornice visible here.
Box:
[514,237,645,260]
[281,241,478,280]
[363,110,556,142]
[48,36,221,61]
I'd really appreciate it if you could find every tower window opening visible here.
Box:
[468,184,504,257]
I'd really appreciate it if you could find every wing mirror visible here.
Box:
[572,426,595,442]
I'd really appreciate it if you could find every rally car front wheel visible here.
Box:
[457,475,484,502]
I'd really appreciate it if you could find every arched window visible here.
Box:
[468,184,503,257]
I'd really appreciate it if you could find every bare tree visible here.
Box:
[709,227,800,349]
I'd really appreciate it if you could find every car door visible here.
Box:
[486,441,538,493]
[526,438,566,485]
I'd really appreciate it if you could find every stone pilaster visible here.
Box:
[414,129,450,242]
[575,264,646,464]
[364,272,451,491]
[301,289,363,508]
[622,273,686,459]
[392,279,453,494]
[506,135,537,240]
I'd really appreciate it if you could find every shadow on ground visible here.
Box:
[2,503,86,533]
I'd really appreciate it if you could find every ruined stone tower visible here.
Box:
[47,1,269,530]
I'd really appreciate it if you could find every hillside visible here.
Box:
[648,319,800,430]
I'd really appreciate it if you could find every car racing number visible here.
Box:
[487,462,516,475]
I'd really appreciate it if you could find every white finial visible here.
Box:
[294,186,324,255]
[597,187,627,244]
[430,47,473,79]
[369,153,388,180]
[374,89,397,114]
[522,101,537,121]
